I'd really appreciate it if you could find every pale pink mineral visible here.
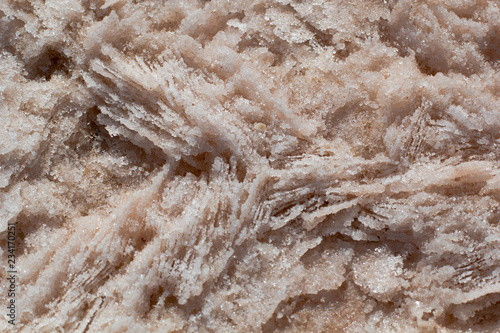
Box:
[1,0,500,332]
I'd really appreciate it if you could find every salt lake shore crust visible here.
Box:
[1,0,500,332]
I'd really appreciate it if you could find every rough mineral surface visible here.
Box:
[1,0,500,332]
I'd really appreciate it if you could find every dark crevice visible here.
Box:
[81,297,105,333]
[439,293,500,331]
[303,21,334,48]
[480,27,500,64]
[237,31,288,67]
[415,56,440,76]
[425,181,488,197]
[335,40,359,60]
[0,13,26,55]
[377,13,485,76]
[81,0,113,21]
[24,47,72,81]
[152,12,185,32]
[175,152,213,177]
[268,42,288,67]
[378,17,442,76]
[175,158,204,177]
[9,1,34,14]
[6,212,65,260]
[195,11,245,46]
[237,32,261,52]
[148,285,165,309]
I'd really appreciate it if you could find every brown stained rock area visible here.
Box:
[1,0,500,332]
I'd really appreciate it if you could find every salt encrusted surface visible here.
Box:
[1,0,500,331]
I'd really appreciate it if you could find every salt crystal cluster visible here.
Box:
[1,0,500,332]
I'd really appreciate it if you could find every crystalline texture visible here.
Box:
[1,0,500,332]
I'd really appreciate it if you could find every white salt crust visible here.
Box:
[1,0,500,332]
